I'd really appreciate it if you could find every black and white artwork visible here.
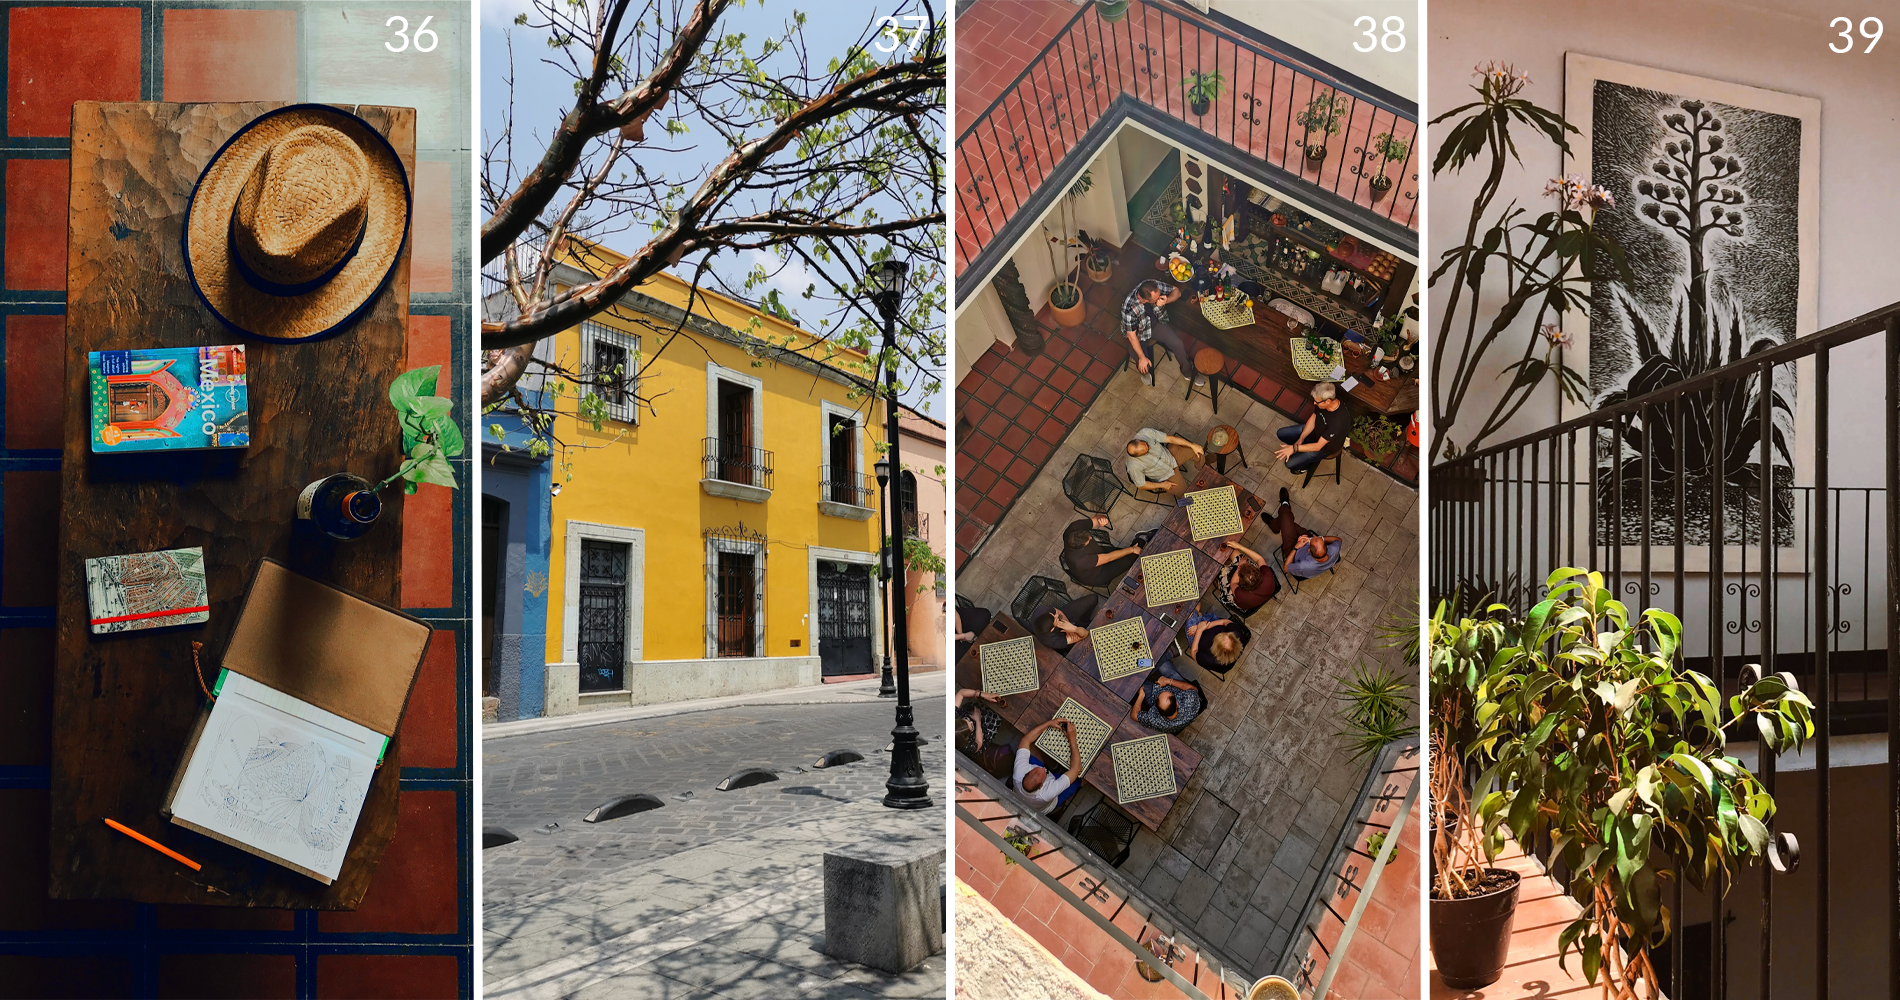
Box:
[1565,56,1818,548]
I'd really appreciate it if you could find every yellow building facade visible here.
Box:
[536,262,891,713]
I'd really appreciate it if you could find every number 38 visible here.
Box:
[1354,16,1405,53]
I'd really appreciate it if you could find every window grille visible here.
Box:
[582,322,639,424]
[704,524,767,657]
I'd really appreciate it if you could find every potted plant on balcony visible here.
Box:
[1081,233,1114,284]
[1183,70,1225,117]
[1432,569,1814,995]
[1096,0,1130,22]
[1042,170,1095,327]
[1295,90,1347,170]
[1366,131,1410,202]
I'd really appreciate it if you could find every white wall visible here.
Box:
[955,283,1011,384]
[1116,127,1172,207]
[1430,0,1900,485]
[1211,0,1418,102]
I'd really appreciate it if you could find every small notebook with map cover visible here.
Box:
[160,559,432,884]
[84,546,209,634]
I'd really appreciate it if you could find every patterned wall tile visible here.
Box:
[161,8,300,103]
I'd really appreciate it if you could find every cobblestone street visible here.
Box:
[483,684,948,999]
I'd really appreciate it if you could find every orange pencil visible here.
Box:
[103,817,202,872]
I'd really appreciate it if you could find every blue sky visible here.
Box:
[479,0,944,412]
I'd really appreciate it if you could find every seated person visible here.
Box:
[1120,279,1199,383]
[1215,539,1278,615]
[1185,602,1252,675]
[1013,718,1083,814]
[1032,593,1101,654]
[1062,514,1155,588]
[1274,382,1353,473]
[1124,427,1205,498]
[955,688,1005,754]
[1264,487,1342,579]
[954,603,994,669]
[1130,659,1205,735]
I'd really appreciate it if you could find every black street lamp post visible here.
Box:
[868,258,931,810]
[874,455,896,699]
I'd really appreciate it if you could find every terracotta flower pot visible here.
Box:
[1049,283,1086,328]
[1085,256,1112,284]
[1430,868,1521,990]
[1370,174,1393,202]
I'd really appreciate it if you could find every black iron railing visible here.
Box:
[820,465,875,507]
[1277,741,1419,997]
[904,509,928,541]
[1429,304,1900,1000]
[702,437,774,491]
[955,0,1418,281]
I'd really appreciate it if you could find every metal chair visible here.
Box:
[1066,798,1140,868]
[1011,575,1071,626]
[1121,339,1176,386]
[1062,454,1125,516]
[1301,437,1349,488]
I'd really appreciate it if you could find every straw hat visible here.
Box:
[184,104,411,342]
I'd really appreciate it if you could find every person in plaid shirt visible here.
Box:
[1121,279,1200,384]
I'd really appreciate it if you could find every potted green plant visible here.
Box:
[1350,414,1403,464]
[1183,70,1225,116]
[1334,661,1416,761]
[1432,569,1814,994]
[1096,0,1130,22]
[1366,131,1410,202]
[1042,170,1095,326]
[1295,90,1347,170]
[1082,234,1114,284]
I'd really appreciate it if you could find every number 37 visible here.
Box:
[1354,16,1405,53]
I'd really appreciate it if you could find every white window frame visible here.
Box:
[582,322,639,424]
[819,399,867,504]
[705,362,766,453]
[705,534,768,658]
[559,520,645,678]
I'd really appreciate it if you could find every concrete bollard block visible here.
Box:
[822,839,946,973]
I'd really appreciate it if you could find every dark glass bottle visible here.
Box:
[298,473,383,539]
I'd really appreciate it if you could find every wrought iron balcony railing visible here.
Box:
[1429,303,1900,1000]
[819,465,875,508]
[701,438,774,491]
[955,0,1418,285]
[903,509,928,541]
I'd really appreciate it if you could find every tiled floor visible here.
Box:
[1295,787,1424,999]
[953,0,1419,276]
[0,4,472,996]
[954,243,1417,570]
[955,313,1421,978]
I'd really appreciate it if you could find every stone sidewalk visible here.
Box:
[483,697,948,999]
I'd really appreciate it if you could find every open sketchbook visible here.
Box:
[165,671,387,884]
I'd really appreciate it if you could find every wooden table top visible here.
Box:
[1173,292,1419,416]
[956,616,1201,831]
[51,102,416,909]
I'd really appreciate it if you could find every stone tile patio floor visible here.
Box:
[955,354,1420,980]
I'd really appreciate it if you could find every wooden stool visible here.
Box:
[1204,424,1247,475]
[1188,347,1225,413]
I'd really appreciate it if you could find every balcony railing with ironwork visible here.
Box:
[702,438,774,491]
[955,0,1418,284]
[903,509,929,541]
[819,465,875,508]
[1429,303,1900,999]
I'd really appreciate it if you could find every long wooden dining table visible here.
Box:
[952,465,1262,830]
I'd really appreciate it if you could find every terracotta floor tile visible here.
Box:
[5,314,63,449]
[6,159,69,290]
[316,954,460,1000]
[317,790,460,934]
[8,6,140,137]
[3,470,59,605]
[157,952,295,999]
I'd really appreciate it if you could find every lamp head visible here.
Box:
[874,454,892,487]
[867,259,909,316]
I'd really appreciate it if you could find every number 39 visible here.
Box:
[1830,16,1883,52]
[1354,16,1405,53]
[386,14,439,53]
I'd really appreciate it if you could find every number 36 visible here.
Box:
[386,14,439,54]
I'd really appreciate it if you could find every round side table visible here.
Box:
[1204,423,1248,475]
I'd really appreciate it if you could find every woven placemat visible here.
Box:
[1184,485,1243,541]
[978,636,1041,697]
[1141,548,1199,606]
[1034,698,1111,770]
[1112,734,1178,803]
[1089,615,1152,682]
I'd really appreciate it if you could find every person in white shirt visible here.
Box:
[1012,717,1082,814]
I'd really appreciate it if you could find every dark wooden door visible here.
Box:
[827,413,855,503]
[577,539,628,691]
[714,551,757,656]
[816,560,873,675]
[717,381,753,484]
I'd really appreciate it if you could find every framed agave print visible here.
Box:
[1562,54,1819,556]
